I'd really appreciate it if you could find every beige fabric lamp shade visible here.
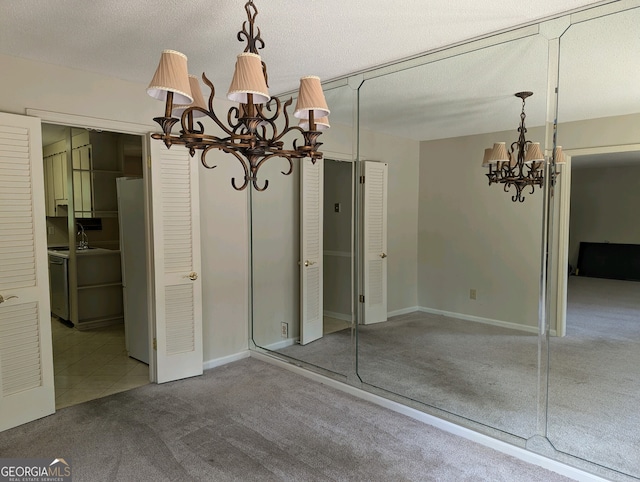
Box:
[524,142,544,164]
[481,148,493,167]
[294,76,330,119]
[299,116,330,131]
[147,50,193,105]
[488,142,510,164]
[227,53,270,104]
[555,146,566,164]
[174,75,208,118]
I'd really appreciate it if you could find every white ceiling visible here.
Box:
[2,0,639,141]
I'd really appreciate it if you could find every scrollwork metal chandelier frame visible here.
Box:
[150,1,325,192]
[485,92,544,202]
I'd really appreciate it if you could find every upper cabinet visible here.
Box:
[71,130,122,218]
[43,138,69,217]
[43,129,141,218]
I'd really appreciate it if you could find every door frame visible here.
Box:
[553,143,640,337]
[25,109,158,381]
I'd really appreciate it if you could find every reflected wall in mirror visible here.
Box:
[355,33,552,439]
[251,84,357,378]
[549,5,640,479]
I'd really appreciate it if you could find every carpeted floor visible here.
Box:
[0,358,574,482]
[276,276,640,479]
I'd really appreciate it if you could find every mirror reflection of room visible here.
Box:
[248,3,640,480]
[547,6,640,478]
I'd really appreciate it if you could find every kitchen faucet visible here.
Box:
[76,222,89,249]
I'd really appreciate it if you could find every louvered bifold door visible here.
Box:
[363,161,388,325]
[300,158,324,345]
[149,138,203,383]
[0,112,55,432]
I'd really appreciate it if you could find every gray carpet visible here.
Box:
[0,358,573,482]
[548,276,640,478]
[276,276,640,479]
[278,314,539,438]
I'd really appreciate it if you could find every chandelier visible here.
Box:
[482,92,546,203]
[146,1,330,191]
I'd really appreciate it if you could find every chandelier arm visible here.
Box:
[252,153,295,179]
[198,73,235,137]
[199,145,252,191]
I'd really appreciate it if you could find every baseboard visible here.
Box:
[203,350,250,370]
[419,306,538,334]
[323,310,352,322]
[251,351,607,482]
[387,306,420,318]
[262,337,299,351]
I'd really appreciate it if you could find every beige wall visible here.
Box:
[1,53,249,363]
[360,129,420,315]
[419,127,546,329]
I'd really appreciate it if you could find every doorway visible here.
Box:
[41,123,150,408]
[554,147,640,336]
[323,158,355,335]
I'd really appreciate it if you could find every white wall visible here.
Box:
[418,127,546,329]
[0,53,249,363]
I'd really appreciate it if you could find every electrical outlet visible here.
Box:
[281,322,288,338]
[470,289,477,300]
[48,226,55,235]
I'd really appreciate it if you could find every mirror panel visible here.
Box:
[356,33,552,439]
[251,84,356,378]
[549,5,640,478]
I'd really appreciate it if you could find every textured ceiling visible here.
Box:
[2,0,638,141]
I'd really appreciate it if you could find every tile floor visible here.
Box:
[51,317,149,409]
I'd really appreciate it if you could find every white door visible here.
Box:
[362,161,388,325]
[300,158,324,345]
[149,139,203,383]
[0,112,55,431]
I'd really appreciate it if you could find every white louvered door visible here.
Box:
[300,158,324,345]
[363,161,388,325]
[0,112,55,432]
[149,139,203,383]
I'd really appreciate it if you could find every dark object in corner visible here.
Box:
[577,242,640,281]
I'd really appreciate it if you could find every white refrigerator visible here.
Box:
[116,177,149,364]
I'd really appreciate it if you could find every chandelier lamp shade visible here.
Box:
[481,91,566,203]
[147,1,330,191]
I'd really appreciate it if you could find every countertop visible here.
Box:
[48,247,120,259]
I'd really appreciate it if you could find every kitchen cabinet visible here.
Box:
[71,131,123,218]
[48,247,123,329]
[43,147,69,217]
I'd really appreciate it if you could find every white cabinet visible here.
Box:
[43,147,69,217]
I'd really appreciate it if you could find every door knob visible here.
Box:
[183,272,198,281]
[304,260,316,267]
[0,294,18,304]
[380,253,387,259]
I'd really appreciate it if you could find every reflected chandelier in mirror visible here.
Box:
[482,92,551,202]
[146,1,330,191]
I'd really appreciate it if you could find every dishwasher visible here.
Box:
[48,254,69,321]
